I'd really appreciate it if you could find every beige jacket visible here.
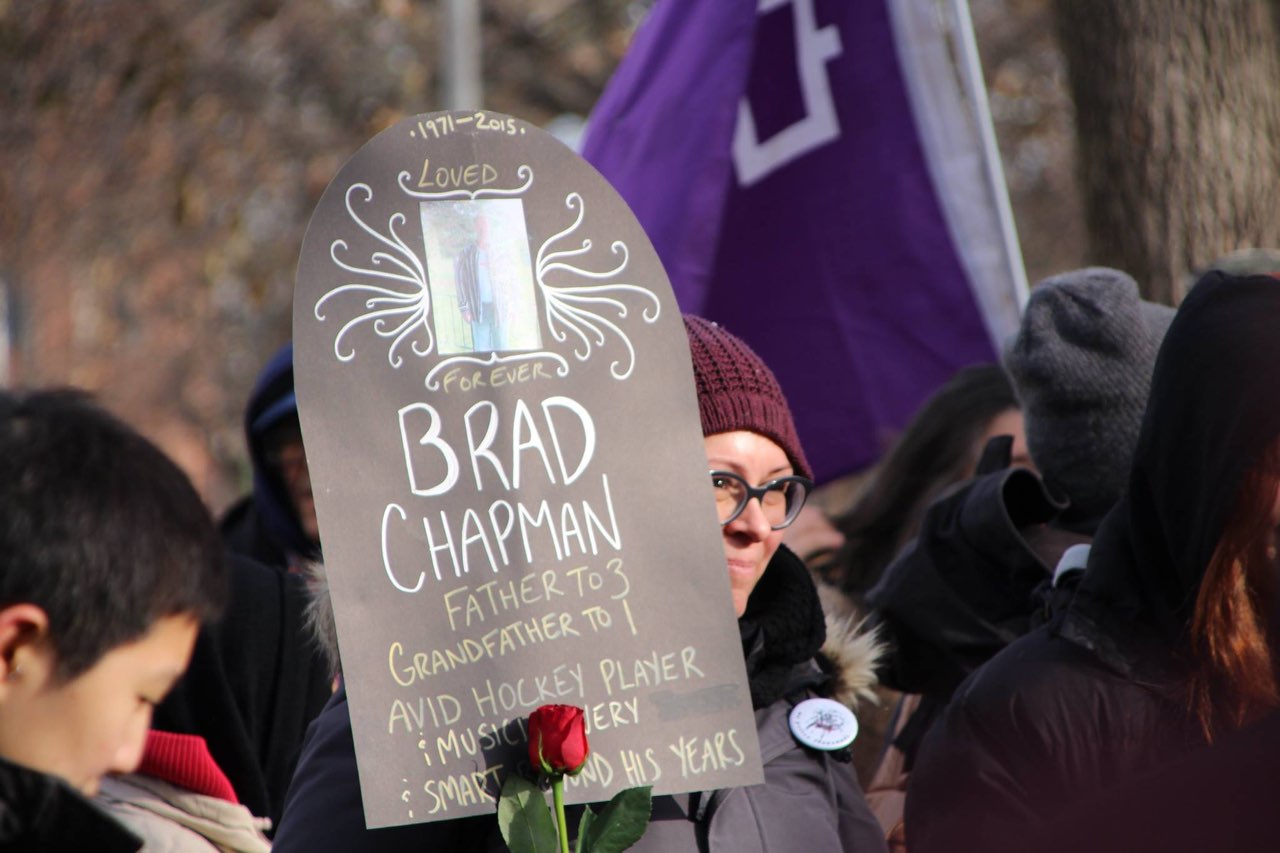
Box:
[97,774,273,853]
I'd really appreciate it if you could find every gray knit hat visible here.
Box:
[1003,267,1175,529]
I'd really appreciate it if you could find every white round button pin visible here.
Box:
[789,698,858,751]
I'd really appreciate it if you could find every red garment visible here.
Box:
[138,731,239,804]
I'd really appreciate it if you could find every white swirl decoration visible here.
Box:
[312,176,660,384]
[313,183,434,369]
[536,193,661,380]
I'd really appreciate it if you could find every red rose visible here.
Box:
[528,704,589,776]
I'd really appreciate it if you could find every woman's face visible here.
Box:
[0,612,198,795]
[980,407,1034,472]
[703,430,791,617]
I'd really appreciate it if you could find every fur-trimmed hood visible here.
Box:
[301,560,339,681]
[821,604,885,713]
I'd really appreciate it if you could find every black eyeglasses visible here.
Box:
[709,470,812,530]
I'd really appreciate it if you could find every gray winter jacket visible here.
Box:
[97,774,272,852]
[646,682,887,852]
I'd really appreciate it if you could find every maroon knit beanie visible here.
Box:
[684,315,812,480]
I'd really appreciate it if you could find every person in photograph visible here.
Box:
[454,213,500,350]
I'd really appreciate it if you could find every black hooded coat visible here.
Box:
[864,460,1072,775]
[904,272,1280,852]
[154,553,333,832]
[221,342,319,572]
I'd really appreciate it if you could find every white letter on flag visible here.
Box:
[732,0,843,187]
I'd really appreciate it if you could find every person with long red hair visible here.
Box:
[903,270,1280,852]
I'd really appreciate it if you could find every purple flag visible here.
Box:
[583,0,1025,482]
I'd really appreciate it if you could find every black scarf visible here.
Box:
[738,545,828,709]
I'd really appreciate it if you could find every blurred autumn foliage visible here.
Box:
[0,0,635,508]
[0,0,1082,509]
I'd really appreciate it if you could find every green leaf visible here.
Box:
[497,774,560,853]
[583,786,653,853]
[574,805,597,853]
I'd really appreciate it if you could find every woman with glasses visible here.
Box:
[665,315,887,852]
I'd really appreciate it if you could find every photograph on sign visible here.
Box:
[421,198,541,354]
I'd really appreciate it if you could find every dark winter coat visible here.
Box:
[0,755,141,852]
[155,552,333,831]
[868,462,1070,699]
[1033,706,1280,853]
[905,272,1280,852]
[272,546,888,852]
[221,342,318,572]
[860,460,1075,841]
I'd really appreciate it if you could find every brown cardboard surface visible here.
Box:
[293,111,763,828]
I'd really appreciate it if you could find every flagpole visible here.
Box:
[443,0,482,110]
[0,277,10,387]
[947,0,1030,309]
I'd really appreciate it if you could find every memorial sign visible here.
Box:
[293,110,764,828]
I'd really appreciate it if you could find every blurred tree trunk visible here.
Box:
[1051,0,1280,304]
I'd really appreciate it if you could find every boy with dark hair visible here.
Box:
[0,388,228,849]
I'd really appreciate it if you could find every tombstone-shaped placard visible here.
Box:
[294,110,764,828]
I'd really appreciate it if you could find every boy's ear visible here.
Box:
[0,604,51,685]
